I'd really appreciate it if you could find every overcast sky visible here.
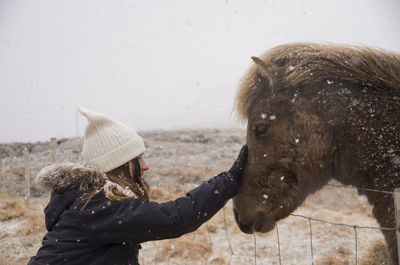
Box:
[1,0,399,143]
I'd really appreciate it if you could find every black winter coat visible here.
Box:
[28,165,239,265]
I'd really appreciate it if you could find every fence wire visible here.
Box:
[326,183,394,195]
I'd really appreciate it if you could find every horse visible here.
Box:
[232,43,400,263]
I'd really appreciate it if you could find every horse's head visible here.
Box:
[233,49,332,234]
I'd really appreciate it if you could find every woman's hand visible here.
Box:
[228,145,248,183]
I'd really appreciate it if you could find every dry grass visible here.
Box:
[359,240,392,265]
[16,212,45,236]
[158,235,213,263]
[148,167,207,183]
[149,185,184,202]
[0,254,6,264]
[0,193,46,265]
[315,246,353,265]
[0,192,27,221]
[0,193,45,235]
[206,223,219,234]
[314,240,392,265]
[147,166,224,185]
[0,177,393,265]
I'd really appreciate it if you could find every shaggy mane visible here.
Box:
[235,43,400,121]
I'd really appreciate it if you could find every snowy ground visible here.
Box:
[0,128,392,264]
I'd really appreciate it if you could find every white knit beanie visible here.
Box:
[78,106,145,173]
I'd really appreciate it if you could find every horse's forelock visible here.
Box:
[234,56,274,122]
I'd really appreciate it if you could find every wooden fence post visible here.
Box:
[0,157,3,191]
[0,157,2,180]
[24,148,31,199]
[394,188,400,265]
[51,137,57,163]
[9,149,14,180]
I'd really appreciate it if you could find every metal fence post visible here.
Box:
[51,137,57,163]
[24,148,31,199]
[394,188,400,265]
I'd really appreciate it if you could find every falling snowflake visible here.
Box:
[392,156,400,166]
[291,93,298,103]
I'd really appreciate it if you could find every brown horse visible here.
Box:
[233,43,400,263]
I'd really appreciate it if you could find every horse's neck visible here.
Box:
[332,141,399,200]
[330,148,397,233]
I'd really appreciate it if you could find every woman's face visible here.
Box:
[138,155,149,176]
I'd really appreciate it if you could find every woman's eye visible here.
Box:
[255,124,270,136]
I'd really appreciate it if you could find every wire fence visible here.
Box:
[0,134,398,264]
[142,177,399,265]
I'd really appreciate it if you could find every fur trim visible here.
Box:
[35,162,106,193]
[35,163,147,202]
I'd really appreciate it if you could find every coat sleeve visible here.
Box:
[74,172,239,244]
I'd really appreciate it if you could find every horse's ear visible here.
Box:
[251,56,274,90]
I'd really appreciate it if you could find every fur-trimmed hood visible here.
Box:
[35,163,143,201]
[35,162,106,193]
[35,163,107,231]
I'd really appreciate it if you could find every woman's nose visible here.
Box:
[140,158,149,171]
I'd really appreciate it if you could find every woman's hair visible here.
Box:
[80,157,149,210]
[105,157,149,200]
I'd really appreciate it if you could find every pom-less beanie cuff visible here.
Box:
[87,138,145,173]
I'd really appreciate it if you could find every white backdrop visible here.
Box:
[0,0,399,142]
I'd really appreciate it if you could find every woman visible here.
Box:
[28,106,247,265]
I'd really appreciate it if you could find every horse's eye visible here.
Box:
[255,124,270,136]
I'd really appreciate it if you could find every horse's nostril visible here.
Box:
[238,222,254,234]
[233,206,256,233]
[233,209,255,234]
